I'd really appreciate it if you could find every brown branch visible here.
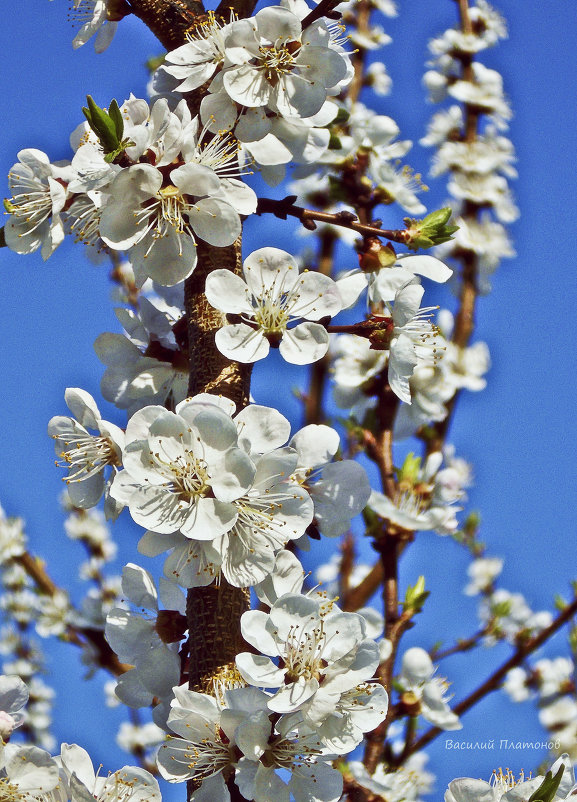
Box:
[347,0,371,106]
[256,196,413,245]
[184,236,253,692]
[424,1,482,454]
[14,552,130,676]
[342,560,384,612]
[403,595,577,760]
[301,0,342,29]
[126,0,205,49]
[362,384,401,772]
[431,627,488,661]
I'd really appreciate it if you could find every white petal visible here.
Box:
[236,653,285,688]
[189,198,240,246]
[64,388,101,428]
[172,162,221,197]
[223,65,270,107]
[235,405,291,454]
[398,254,453,283]
[121,563,158,610]
[279,322,329,364]
[215,324,270,363]
[205,269,253,315]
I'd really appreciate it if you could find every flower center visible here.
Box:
[0,779,26,802]
[283,619,327,683]
[396,308,443,366]
[55,434,120,482]
[6,173,52,232]
[168,732,233,781]
[67,196,103,249]
[151,439,211,503]
[258,42,300,85]
[263,734,321,770]
[134,187,196,255]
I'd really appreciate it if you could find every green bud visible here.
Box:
[398,452,421,485]
[108,98,124,141]
[333,106,350,124]
[554,594,567,612]
[527,765,565,802]
[492,599,512,617]
[569,624,577,655]
[82,95,123,154]
[403,207,459,251]
[328,133,343,150]
[463,510,481,535]
[103,138,135,164]
[146,53,166,74]
[403,575,429,613]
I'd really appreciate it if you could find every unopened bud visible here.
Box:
[358,238,396,272]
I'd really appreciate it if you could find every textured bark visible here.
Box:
[185,238,252,407]
[184,237,253,690]
[125,0,254,695]
[127,0,205,50]
[186,583,250,691]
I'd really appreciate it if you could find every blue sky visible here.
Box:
[0,0,576,796]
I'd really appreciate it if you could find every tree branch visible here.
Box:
[402,595,577,760]
[256,196,414,245]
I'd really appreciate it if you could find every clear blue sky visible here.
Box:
[0,0,576,796]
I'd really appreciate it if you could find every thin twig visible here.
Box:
[402,595,577,760]
[256,196,413,245]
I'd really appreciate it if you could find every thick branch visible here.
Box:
[184,237,253,691]
[126,0,205,50]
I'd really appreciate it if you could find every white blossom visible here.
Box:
[64,0,119,52]
[445,754,576,802]
[110,397,255,538]
[105,564,186,706]
[0,675,28,741]
[48,388,124,515]
[289,424,370,538]
[399,647,461,731]
[349,752,435,802]
[220,7,350,119]
[237,593,381,718]
[59,743,161,802]
[4,149,73,260]
[206,247,342,364]
[464,556,503,595]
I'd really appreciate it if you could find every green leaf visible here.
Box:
[82,95,121,154]
[403,207,459,251]
[108,99,124,141]
[403,576,429,614]
[527,766,565,802]
[333,106,350,124]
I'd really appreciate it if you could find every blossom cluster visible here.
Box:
[0,672,161,802]
[155,4,352,175]
[8,0,572,801]
[154,583,389,801]
[5,96,255,286]
[421,0,517,293]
